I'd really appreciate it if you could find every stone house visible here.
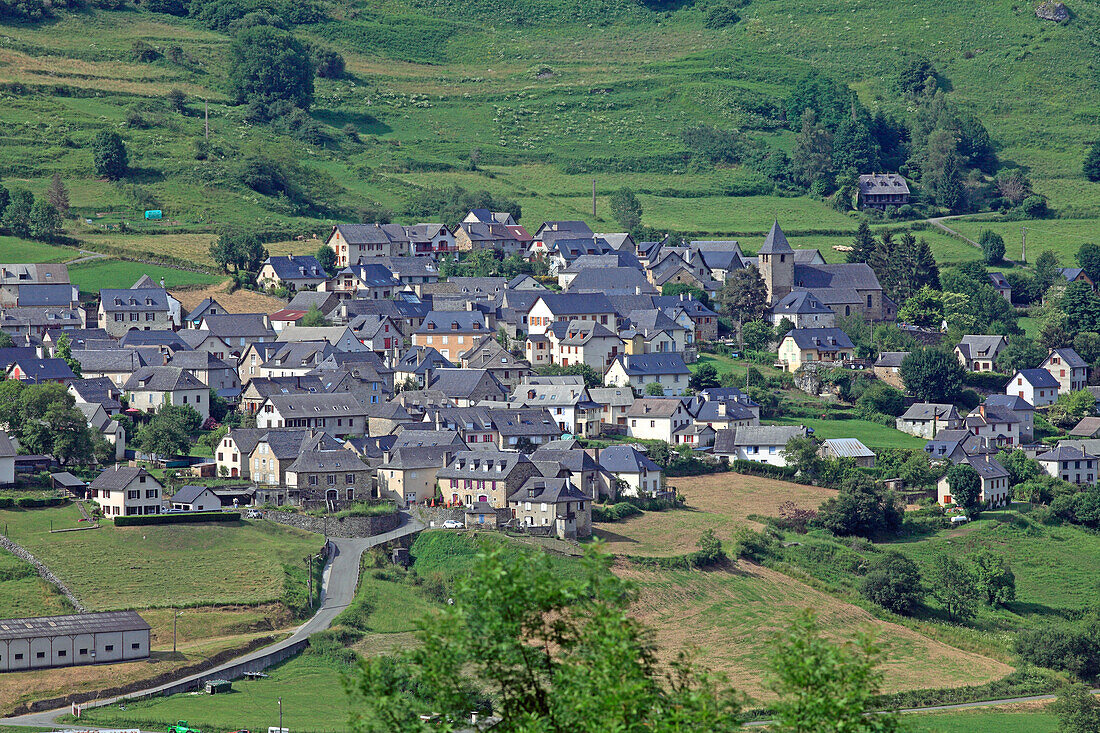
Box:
[436,450,540,508]
[1041,348,1088,394]
[507,477,592,539]
[123,366,210,421]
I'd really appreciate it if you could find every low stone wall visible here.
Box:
[0,535,85,613]
[263,510,401,538]
[412,506,465,527]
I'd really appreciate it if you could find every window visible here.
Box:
[36,652,45,659]
[13,653,22,660]
[327,474,335,485]
[132,643,140,650]
[309,476,318,486]
[79,648,88,655]
[114,314,123,322]
[58,650,66,657]
[345,473,355,484]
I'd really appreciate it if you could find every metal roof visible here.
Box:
[0,610,149,641]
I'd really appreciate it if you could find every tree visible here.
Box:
[998,449,1041,486]
[299,304,330,327]
[719,265,768,324]
[921,129,965,211]
[1077,243,1100,288]
[54,333,81,377]
[135,404,201,460]
[166,87,187,113]
[228,26,314,113]
[946,463,983,517]
[28,200,61,241]
[897,56,936,97]
[969,550,1015,607]
[689,363,720,391]
[535,363,602,390]
[995,168,1032,206]
[996,337,1046,374]
[784,436,823,483]
[45,172,69,217]
[1061,280,1100,337]
[91,130,128,180]
[0,331,12,349]
[1034,250,1061,295]
[44,403,94,466]
[927,554,980,622]
[1050,683,1100,733]
[832,113,879,174]
[316,245,337,276]
[741,320,773,352]
[644,382,666,396]
[897,286,943,329]
[900,348,965,403]
[1085,139,1100,182]
[979,230,1005,265]
[847,221,875,264]
[768,610,899,733]
[791,110,834,187]
[609,187,643,232]
[209,227,268,273]
[348,544,744,733]
[859,552,923,615]
[818,474,903,539]
[661,283,709,308]
[2,188,33,238]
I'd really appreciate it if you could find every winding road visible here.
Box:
[0,513,425,730]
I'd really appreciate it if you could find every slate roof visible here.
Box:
[171,485,218,505]
[858,173,910,196]
[757,220,793,255]
[438,450,534,480]
[461,336,528,371]
[74,348,156,373]
[1036,444,1098,463]
[622,309,686,339]
[166,351,234,372]
[261,430,342,460]
[333,223,409,245]
[0,347,40,370]
[201,314,274,339]
[713,425,806,451]
[628,397,686,418]
[15,283,77,307]
[123,366,205,391]
[264,255,326,281]
[287,291,340,315]
[0,263,69,284]
[509,476,588,504]
[772,290,833,317]
[693,398,757,422]
[414,310,489,335]
[1070,417,1100,437]
[563,252,643,272]
[118,330,191,351]
[899,403,960,421]
[430,369,506,400]
[548,320,619,345]
[792,263,883,296]
[610,353,690,376]
[598,444,661,474]
[287,448,370,474]
[10,358,75,382]
[489,408,560,437]
[0,307,83,330]
[100,288,170,312]
[1013,369,1060,388]
[567,267,657,295]
[988,272,1011,290]
[783,328,854,351]
[1048,347,1088,369]
[956,335,1007,361]
[224,428,274,456]
[874,351,909,368]
[69,377,122,410]
[266,392,367,417]
[960,454,1009,480]
[90,466,158,491]
[965,406,1020,427]
[384,445,459,470]
[984,394,1035,413]
[0,431,14,459]
[588,387,635,408]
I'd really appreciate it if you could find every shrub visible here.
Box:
[1016,622,1100,678]
[859,551,923,615]
[1020,195,1048,218]
[702,1,740,29]
[113,511,238,526]
[592,502,642,523]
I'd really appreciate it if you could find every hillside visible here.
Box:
[0,0,1098,275]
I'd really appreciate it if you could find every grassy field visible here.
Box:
[68,259,221,293]
[905,706,1058,733]
[0,548,72,619]
[70,653,353,733]
[771,416,929,450]
[0,505,322,610]
[594,472,834,556]
[0,236,79,264]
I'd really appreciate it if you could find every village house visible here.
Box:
[199,314,277,357]
[98,288,178,338]
[73,349,157,388]
[1070,417,1100,439]
[257,255,327,292]
[936,454,1010,508]
[954,335,1008,372]
[965,403,1022,447]
[604,353,691,396]
[626,397,694,444]
[589,386,635,428]
[426,406,497,447]
[507,477,592,539]
[68,377,122,416]
[544,320,622,371]
[1007,368,1060,407]
[169,485,221,512]
[527,293,617,336]
[692,388,760,430]
[1041,347,1088,394]
[216,427,272,479]
[166,351,240,398]
[123,366,210,421]
[393,347,454,388]
[988,272,1012,302]
[924,429,993,463]
[249,430,343,488]
[873,351,909,390]
[1036,444,1098,486]
[430,369,507,407]
[285,445,372,508]
[620,309,691,354]
[325,224,408,265]
[769,291,836,330]
[6,357,75,385]
[378,445,459,506]
[437,450,540,508]
[530,447,607,500]
[278,325,369,353]
[818,438,876,468]
[712,425,808,467]
[597,444,663,498]
[896,403,963,438]
[412,311,491,362]
[857,173,910,210]
[488,407,561,450]
[257,393,369,437]
[460,336,532,390]
[776,328,855,372]
[654,294,719,342]
[322,263,405,300]
[984,395,1036,443]
[508,381,602,438]
[454,221,532,256]
[0,432,15,487]
[75,402,126,461]
[88,466,163,518]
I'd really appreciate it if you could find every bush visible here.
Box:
[113,511,239,526]
[592,502,642,523]
[702,1,740,29]
[1020,195,1048,218]
[859,551,923,615]
[1016,622,1100,678]
[728,459,798,480]
[963,372,1010,391]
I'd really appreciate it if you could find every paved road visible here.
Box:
[1,513,425,730]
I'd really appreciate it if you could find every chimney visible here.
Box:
[717,403,726,417]
[160,277,165,288]
[635,286,642,295]
[979,404,986,418]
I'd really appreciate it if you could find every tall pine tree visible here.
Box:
[848,221,876,264]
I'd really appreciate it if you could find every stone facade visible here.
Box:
[262,510,401,538]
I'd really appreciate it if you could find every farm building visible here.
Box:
[0,610,150,672]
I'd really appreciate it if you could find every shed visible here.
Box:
[819,438,876,468]
[50,472,86,495]
[205,679,232,694]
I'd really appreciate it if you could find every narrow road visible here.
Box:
[927,213,985,249]
[0,513,425,730]
[65,251,109,265]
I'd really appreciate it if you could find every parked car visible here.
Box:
[441,519,463,529]
[245,509,263,519]
[950,515,969,524]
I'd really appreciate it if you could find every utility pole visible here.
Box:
[173,610,182,653]
[278,696,283,733]
[592,179,596,219]
[204,100,209,141]
[1021,226,1027,264]
[305,555,313,608]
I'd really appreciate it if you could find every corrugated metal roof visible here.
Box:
[0,610,149,641]
[822,438,875,458]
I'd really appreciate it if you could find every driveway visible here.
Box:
[1,513,425,730]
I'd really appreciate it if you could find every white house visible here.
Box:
[713,425,808,466]
[1041,348,1088,394]
[604,353,691,396]
[1006,369,1060,408]
[626,398,694,443]
[936,455,1010,508]
[169,485,222,512]
[954,335,1008,373]
[597,445,663,498]
[88,467,163,518]
[0,432,14,487]
[1036,444,1098,486]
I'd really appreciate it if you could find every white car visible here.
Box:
[246,509,263,519]
[441,520,464,529]
[950,515,969,524]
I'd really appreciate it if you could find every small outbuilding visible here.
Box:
[818,438,876,468]
[0,610,150,672]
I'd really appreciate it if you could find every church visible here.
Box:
[757,221,896,323]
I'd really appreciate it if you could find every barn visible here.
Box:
[0,610,151,671]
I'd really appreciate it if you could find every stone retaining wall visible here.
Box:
[263,510,401,538]
[0,535,85,613]
[412,506,465,527]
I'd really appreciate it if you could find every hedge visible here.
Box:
[964,372,1010,391]
[114,511,239,526]
[592,502,642,523]
[0,497,68,509]
[728,459,798,480]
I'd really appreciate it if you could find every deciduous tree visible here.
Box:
[928,554,980,622]
[45,172,69,216]
[946,463,982,517]
[609,187,643,232]
[91,130,128,180]
[228,26,314,113]
[900,347,965,403]
[969,549,1016,607]
[859,551,923,615]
